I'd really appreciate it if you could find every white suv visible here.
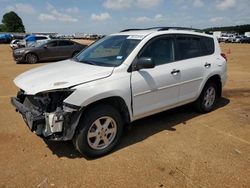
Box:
[11,27,227,157]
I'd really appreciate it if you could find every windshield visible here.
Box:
[75,35,141,67]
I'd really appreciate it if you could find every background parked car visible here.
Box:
[227,35,235,43]
[17,35,51,48]
[0,34,13,44]
[218,34,234,42]
[10,39,21,49]
[240,37,250,43]
[231,36,241,43]
[13,39,87,64]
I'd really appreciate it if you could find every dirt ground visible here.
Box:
[0,41,249,188]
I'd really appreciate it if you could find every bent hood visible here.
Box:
[14,59,114,94]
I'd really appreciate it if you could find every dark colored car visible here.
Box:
[13,39,87,64]
[240,37,250,43]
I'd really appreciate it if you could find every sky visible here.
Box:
[0,0,249,34]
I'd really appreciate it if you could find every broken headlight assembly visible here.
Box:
[11,89,82,140]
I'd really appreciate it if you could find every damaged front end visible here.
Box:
[11,89,82,141]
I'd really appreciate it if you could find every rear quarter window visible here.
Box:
[58,40,74,46]
[200,36,215,55]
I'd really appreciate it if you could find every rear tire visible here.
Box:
[26,53,38,64]
[194,82,218,113]
[73,104,123,158]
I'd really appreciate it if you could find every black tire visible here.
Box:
[26,53,38,64]
[194,82,218,113]
[73,104,123,158]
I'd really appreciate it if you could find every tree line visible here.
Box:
[204,24,250,34]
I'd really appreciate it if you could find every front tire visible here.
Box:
[73,104,123,158]
[26,53,38,64]
[195,82,218,113]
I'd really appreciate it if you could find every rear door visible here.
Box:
[175,34,215,102]
[57,40,75,59]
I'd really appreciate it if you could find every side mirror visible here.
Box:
[134,57,155,71]
[43,45,48,49]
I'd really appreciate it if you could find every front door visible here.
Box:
[57,40,75,59]
[131,36,180,119]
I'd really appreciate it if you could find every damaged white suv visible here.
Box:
[11,27,227,157]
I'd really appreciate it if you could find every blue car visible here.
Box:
[0,34,13,44]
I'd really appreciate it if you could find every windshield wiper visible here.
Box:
[75,58,114,67]
[78,59,97,65]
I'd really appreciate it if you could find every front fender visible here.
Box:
[63,75,133,119]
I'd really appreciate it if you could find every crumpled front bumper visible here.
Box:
[11,97,83,141]
[11,97,44,130]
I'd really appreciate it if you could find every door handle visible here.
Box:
[204,63,211,68]
[171,69,180,74]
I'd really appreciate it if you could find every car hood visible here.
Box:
[14,59,114,94]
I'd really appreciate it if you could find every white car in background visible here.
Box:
[233,35,246,43]
[219,33,234,42]
[11,27,227,158]
[10,39,20,49]
[17,35,51,48]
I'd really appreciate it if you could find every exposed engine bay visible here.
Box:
[11,90,82,140]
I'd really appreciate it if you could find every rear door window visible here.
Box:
[175,35,202,60]
[58,40,74,46]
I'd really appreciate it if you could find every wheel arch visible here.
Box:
[82,96,131,126]
[25,52,39,62]
[202,74,222,97]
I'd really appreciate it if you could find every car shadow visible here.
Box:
[44,97,230,159]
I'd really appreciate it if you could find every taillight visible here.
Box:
[221,53,227,62]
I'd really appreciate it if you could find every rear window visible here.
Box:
[175,35,214,60]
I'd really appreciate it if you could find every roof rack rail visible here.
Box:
[120,28,154,32]
[120,27,205,33]
[158,27,203,32]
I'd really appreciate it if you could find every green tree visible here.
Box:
[0,24,8,32]
[1,11,25,32]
